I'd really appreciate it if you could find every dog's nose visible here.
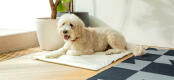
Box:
[63,30,68,34]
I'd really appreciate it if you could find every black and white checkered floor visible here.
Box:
[88,48,174,80]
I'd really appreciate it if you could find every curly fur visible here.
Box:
[46,14,144,58]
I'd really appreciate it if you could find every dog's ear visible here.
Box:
[57,20,63,28]
[77,20,85,28]
[77,22,86,37]
[71,14,86,28]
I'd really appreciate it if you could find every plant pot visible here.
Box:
[36,18,64,50]
[57,12,89,27]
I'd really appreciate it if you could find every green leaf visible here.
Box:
[57,3,66,12]
[62,0,72,3]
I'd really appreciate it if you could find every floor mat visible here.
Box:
[88,48,174,80]
[34,51,131,70]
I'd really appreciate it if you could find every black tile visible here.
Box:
[170,60,174,65]
[141,62,174,77]
[134,53,161,61]
[146,48,158,51]
[123,53,161,64]
[88,67,137,80]
[122,57,135,64]
[164,50,174,56]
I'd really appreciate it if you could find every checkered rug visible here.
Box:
[88,48,174,80]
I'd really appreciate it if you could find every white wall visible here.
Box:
[74,0,174,48]
[74,0,126,31]
[122,0,174,48]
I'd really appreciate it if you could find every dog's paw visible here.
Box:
[133,45,146,56]
[105,49,122,55]
[45,48,66,58]
[45,53,60,58]
[66,50,81,56]
[105,51,113,55]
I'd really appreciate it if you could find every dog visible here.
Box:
[46,14,145,58]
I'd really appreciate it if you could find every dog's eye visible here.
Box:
[70,23,73,27]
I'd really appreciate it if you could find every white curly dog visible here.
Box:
[46,14,145,58]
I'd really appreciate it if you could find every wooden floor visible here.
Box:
[0,47,133,80]
[0,46,173,80]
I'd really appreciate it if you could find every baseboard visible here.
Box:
[0,31,39,53]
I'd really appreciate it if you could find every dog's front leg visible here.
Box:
[66,49,94,56]
[45,42,70,58]
[66,50,83,56]
[45,48,66,58]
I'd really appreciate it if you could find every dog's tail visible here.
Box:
[126,42,147,56]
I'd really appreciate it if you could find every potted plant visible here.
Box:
[36,0,64,51]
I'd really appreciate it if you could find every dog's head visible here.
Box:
[57,14,85,41]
